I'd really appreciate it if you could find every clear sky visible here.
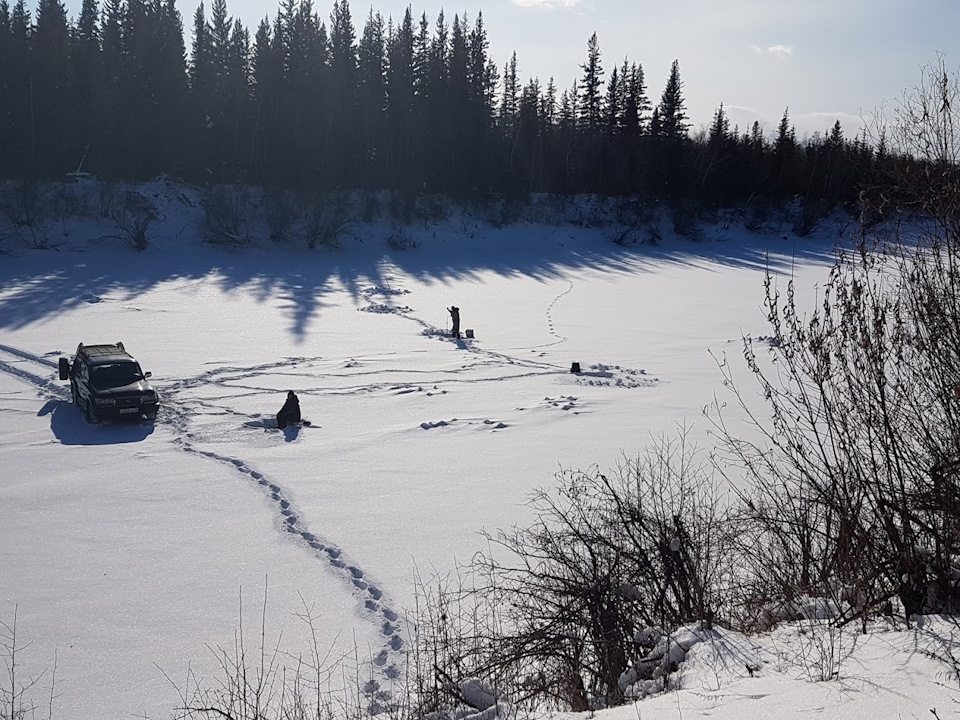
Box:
[63,0,960,141]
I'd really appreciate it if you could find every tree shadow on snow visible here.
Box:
[0,223,838,343]
[39,399,155,445]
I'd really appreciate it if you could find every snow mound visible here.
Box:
[620,623,712,699]
[423,678,516,720]
[358,302,412,314]
[572,363,657,388]
[361,285,411,297]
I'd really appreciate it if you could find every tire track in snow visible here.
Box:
[0,344,69,400]
[0,345,405,704]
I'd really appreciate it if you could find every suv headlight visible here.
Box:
[142,393,157,403]
[95,397,117,406]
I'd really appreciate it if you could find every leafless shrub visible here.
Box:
[264,187,298,244]
[791,197,826,236]
[202,185,252,246]
[608,221,645,246]
[709,57,960,632]
[1,608,58,720]
[671,201,702,240]
[389,189,415,225]
[45,181,95,220]
[0,182,44,229]
[116,211,153,251]
[97,181,124,219]
[414,195,451,223]
[24,225,56,250]
[915,616,960,689]
[744,195,781,234]
[406,567,517,719]
[386,224,419,251]
[163,588,376,720]
[793,619,846,682]
[303,193,351,250]
[712,237,960,629]
[360,191,381,223]
[410,431,731,711]
[102,190,158,251]
[868,54,960,247]
[612,196,648,227]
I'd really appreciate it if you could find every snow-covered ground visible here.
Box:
[1,183,956,719]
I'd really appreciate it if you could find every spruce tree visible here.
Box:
[71,0,101,174]
[357,7,385,187]
[620,60,648,134]
[707,103,730,147]
[702,103,735,203]
[772,107,797,196]
[33,0,73,174]
[578,31,603,129]
[499,51,518,129]
[328,0,358,186]
[385,7,415,190]
[516,76,542,190]
[604,63,620,130]
[0,0,32,176]
[541,77,556,125]
[654,59,687,140]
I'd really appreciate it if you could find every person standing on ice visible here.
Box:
[276,390,301,429]
[448,306,461,339]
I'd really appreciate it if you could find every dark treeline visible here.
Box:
[0,0,883,205]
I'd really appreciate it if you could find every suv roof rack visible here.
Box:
[78,343,133,362]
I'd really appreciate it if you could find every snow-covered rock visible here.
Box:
[621,623,711,698]
[422,679,515,720]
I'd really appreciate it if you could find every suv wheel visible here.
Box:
[85,399,101,424]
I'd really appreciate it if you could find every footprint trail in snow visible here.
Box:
[159,396,406,702]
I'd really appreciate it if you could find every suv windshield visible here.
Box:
[91,362,143,389]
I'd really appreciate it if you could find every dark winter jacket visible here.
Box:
[277,391,301,428]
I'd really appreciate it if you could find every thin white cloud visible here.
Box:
[792,111,867,139]
[751,44,794,59]
[510,0,581,8]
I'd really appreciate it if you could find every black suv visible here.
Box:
[58,342,160,423]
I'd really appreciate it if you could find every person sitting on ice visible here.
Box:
[276,390,301,429]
